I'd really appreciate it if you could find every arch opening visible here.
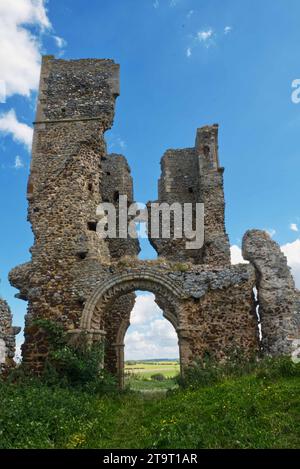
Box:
[123,291,180,389]
[79,270,187,387]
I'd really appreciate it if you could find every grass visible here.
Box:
[125,375,178,392]
[0,358,300,448]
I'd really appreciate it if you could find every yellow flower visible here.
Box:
[67,433,86,448]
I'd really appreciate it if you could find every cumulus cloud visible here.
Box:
[281,239,300,289]
[230,245,248,265]
[0,80,6,104]
[0,0,51,98]
[125,293,179,360]
[14,340,22,363]
[130,293,161,325]
[0,109,33,151]
[290,223,299,232]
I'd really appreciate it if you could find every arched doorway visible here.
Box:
[124,292,180,389]
[79,269,187,386]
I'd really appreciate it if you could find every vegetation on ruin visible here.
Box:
[14,319,117,393]
[0,356,299,449]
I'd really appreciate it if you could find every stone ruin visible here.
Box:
[0,298,20,373]
[2,55,299,384]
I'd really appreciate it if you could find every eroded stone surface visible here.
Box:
[148,124,231,265]
[0,298,20,373]
[242,229,300,355]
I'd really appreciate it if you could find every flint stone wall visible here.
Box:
[242,229,300,355]
[71,261,258,380]
[148,124,231,266]
[0,298,20,373]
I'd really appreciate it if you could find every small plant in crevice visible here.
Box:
[173,262,189,272]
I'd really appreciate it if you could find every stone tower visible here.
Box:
[9,56,138,371]
[148,124,230,265]
[0,298,20,373]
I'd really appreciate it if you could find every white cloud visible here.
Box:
[290,223,299,232]
[54,35,67,49]
[14,155,24,169]
[0,109,33,151]
[107,133,127,152]
[195,29,215,49]
[0,0,51,98]
[118,139,126,150]
[148,318,177,341]
[153,0,159,8]
[197,29,214,42]
[0,80,6,103]
[14,341,22,363]
[231,240,300,289]
[230,245,248,265]
[187,25,233,56]
[130,293,161,325]
[265,228,276,237]
[281,239,300,289]
[125,293,179,360]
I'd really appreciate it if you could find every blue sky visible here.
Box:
[0,0,300,359]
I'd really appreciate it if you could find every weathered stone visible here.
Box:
[0,298,20,373]
[242,229,300,355]
[148,124,230,265]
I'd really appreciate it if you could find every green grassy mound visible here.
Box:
[0,369,299,449]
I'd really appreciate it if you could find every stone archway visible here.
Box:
[79,268,188,386]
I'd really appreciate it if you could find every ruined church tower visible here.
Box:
[8,56,299,380]
[9,56,138,370]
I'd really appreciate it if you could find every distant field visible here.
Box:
[124,360,180,391]
[125,360,180,379]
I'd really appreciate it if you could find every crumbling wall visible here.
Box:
[9,56,121,371]
[148,124,231,265]
[78,261,259,379]
[101,153,140,258]
[242,229,300,356]
[0,298,20,373]
[196,125,231,266]
[100,153,140,381]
